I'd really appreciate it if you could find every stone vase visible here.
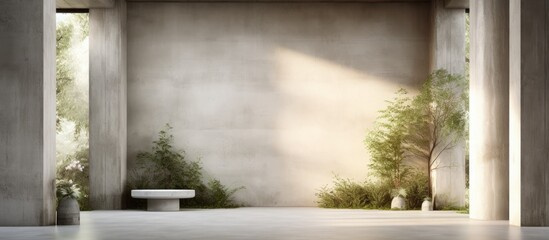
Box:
[391,196,406,210]
[57,198,80,225]
[421,199,433,211]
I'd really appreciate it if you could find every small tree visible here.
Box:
[365,89,412,190]
[406,69,468,198]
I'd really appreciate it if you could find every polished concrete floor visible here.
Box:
[1,208,548,240]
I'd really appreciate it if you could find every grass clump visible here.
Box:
[403,171,429,210]
[316,171,428,210]
[315,176,391,209]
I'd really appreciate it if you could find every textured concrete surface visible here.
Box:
[509,0,549,227]
[131,190,195,199]
[127,2,430,206]
[56,0,114,9]
[509,0,522,226]
[0,0,56,226]
[145,199,180,211]
[89,0,127,210]
[443,0,469,9]
[132,189,196,210]
[1,208,549,240]
[430,0,466,74]
[469,0,510,220]
[429,0,466,208]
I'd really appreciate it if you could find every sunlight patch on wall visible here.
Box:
[273,47,414,201]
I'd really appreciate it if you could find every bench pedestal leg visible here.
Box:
[147,199,180,211]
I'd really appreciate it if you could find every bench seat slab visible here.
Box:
[131,189,195,211]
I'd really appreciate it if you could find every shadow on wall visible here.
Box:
[126,2,430,206]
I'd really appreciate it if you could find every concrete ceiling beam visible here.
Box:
[56,0,114,9]
[127,0,427,2]
[444,0,469,9]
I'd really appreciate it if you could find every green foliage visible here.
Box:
[365,89,412,190]
[403,171,429,209]
[318,69,468,210]
[439,204,469,214]
[56,179,81,201]
[55,13,90,211]
[465,14,471,189]
[366,182,393,209]
[316,172,428,210]
[56,14,89,135]
[458,207,470,214]
[56,144,90,210]
[390,188,407,198]
[315,176,370,209]
[132,125,202,189]
[193,179,245,208]
[406,69,468,197]
[128,124,242,208]
[315,176,392,209]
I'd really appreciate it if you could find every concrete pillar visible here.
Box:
[89,0,127,210]
[0,0,56,226]
[429,0,466,208]
[509,0,549,227]
[469,0,509,220]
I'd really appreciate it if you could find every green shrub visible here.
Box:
[128,124,242,208]
[315,176,392,209]
[315,176,369,209]
[185,179,245,208]
[403,171,429,209]
[365,181,392,209]
[316,174,430,210]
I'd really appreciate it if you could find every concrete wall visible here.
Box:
[0,0,56,225]
[127,2,430,206]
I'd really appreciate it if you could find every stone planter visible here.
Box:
[391,196,406,210]
[57,198,80,225]
[421,199,433,211]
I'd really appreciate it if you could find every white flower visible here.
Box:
[65,160,84,172]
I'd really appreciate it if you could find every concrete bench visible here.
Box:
[131,189,195,211]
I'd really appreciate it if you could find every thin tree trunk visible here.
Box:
[427,162,432,197]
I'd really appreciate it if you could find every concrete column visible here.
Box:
[510,0,549,227]
[89,0,127,210]
[0,0,56,225]
[429,0,466,208]
[469,0,509,220]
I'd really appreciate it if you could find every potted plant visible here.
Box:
[391,188,407,209]
[421,197,433,211]
[56,179,80,225]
